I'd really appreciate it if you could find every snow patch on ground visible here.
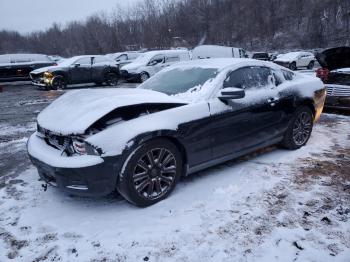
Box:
[0,114,349,261]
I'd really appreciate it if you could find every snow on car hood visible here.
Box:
[316,47,350,71]
[37,88,186,135]
[121,62,145,71]
[30,66,58,74]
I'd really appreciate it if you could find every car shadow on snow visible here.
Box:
[49,145,279,209]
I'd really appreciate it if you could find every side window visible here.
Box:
[93,56,108,64]
[224,67,249,89]
[76,57,91,65]
[282,70,295,81]
[150,55,164,65]
[116,54,127,61]
[165,55,180,63]
[224,67,275,90]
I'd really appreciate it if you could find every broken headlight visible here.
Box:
[43,71,53,79]
[72,138,101,156]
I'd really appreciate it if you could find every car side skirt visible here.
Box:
[186,136,283,175]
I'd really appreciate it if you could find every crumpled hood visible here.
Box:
[316,47,350,71]
[31,65,58,74]
[37,88,186,135]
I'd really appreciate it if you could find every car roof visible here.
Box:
[143,50,189,56]
[168,58,276,70]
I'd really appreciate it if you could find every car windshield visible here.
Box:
[132,53,155,64]
[57,57,81,67]
[139,67,218,95]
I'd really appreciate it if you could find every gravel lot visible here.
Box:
[0,82,349,261]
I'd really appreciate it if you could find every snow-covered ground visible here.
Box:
[0,113,349,262]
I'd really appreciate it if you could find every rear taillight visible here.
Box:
[316,68,329,82]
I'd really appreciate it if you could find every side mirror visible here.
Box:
[73,63,80,68]
[218,87,245,102]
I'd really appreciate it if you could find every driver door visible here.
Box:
[69,57,92,84]
[208,66,285,160]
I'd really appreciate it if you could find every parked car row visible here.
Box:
[1,46,349,112]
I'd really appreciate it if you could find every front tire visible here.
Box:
[117,139,183,207]
[281,106,314,150]
[51,76,67,90]
[140,72,149,83]
[289,62,297,71]
[307,61,315,70]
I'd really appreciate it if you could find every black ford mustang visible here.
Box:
[27,59,326,206]
[30,55,119,90]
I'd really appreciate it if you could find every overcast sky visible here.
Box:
[0,0,139,34]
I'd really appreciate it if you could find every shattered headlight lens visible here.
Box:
[72,138,101,156]
[43,71,53,79]
[85,142,101,156]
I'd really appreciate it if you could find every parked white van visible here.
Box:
[120,50,191,82]
[192,45,248,59]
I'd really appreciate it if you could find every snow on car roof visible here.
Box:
[167,58,279,71]
[0,53,51,64]
[276,51,313,61]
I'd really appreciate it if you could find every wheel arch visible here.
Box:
[295,98,316,118]
[52,71,68,79]
[125,130,189,176]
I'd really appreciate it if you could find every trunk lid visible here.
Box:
[316,47,350,71]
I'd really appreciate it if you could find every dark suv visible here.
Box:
[316,47,350,110]
[251,52,270,61]
[30,55,119,90]
[0,54,55,82]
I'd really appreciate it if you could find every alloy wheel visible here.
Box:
[132,148,177,200]
[106,74,118,86]
[52,78,65,90]
[292,112,312,146]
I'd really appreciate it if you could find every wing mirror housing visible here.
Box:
[218,87,245,103]
[73,63,80,68]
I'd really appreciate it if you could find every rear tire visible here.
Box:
[281,106,314,150]
[140,72,149,83]
[307,61,315,70]
[117,138,183,207]
[105,73,119,86]
[51,76,67,90]
[289,62,297,71]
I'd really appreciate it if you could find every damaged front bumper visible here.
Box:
[27,133,122,196]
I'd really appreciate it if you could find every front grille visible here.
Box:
[47,134,71,151]
[326,85,350,97]
[30,73,43,82]
[38,124,72,151]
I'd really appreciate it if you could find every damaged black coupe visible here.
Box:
[28,59,326,206]
[30,55,119,90]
